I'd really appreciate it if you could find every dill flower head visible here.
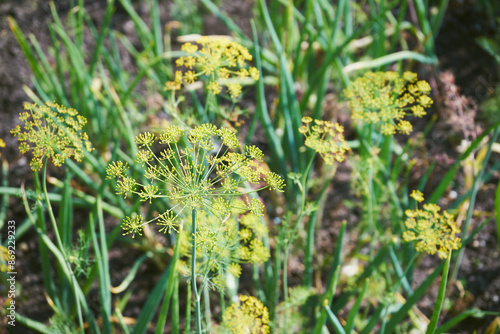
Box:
[165,36,259,98]
[299,117,350,164]
[0,138,5,158]
[221,295,270,334]
[11,101,93,171]
[343,71,433,135]
[106,124,285,238]
[403,195,461,259]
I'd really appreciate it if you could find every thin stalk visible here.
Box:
[42,157,84,333]
[42,158,84,333]
[426,251,452,333]
[191,208,202,333]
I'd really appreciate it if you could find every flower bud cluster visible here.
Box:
[165,36,259,98]
[344,71,433,135]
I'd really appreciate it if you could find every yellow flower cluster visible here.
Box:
[221,295,270,334]
[299,117,350,164]
[344,71,433,135]
[238,212,270,264]
[403,192,461,259]
[106,124,285,238]
[0,139,5,158]
[165,36,260,98]
[176,210,269,292]
[11,101,93,171]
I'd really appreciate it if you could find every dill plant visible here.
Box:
[106,123,284,332]
[276,116,349,325]
[343,71,434,257]
[11,101,94,331]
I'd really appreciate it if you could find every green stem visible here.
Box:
[42,158,84,333]
[426,251,452,333]
[191,208,202,333]
[282,154,316,330]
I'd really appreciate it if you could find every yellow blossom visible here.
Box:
[343,71,433,136]
[11,101,93,171]
[165,36,259,99]
[221,295,270,334]
[410,190,424,202]
[300,116,349,164]
[403,194,461,259]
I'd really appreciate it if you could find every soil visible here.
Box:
[1,0,500,333]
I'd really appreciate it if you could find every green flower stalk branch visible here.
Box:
[107,123,284,332]
[280,116,349,326]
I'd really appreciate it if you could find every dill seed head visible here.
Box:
[107,123,285,238]
[11,101,93,171]
[343,71,433,136]
[165,36,259,99]
[403,192,461,259]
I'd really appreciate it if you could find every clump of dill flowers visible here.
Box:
[106,123,285,238]
[220,295,270,334]
[0,139,5,158]
[299,116,350,164]
[11,101,93,171]
[343,71,433,135]
[176,209,270,292]
[165,36,260,98]
[403,190,461,259]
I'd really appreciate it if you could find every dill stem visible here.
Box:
[42,157,84,333]
[191,208,203,333]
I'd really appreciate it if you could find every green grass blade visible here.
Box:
[90,212,111,333]
[98,196,112,332]
[344,279,369,333]
[131,261,175,334]
[155,235,182,334]
[15,313,52,333]
[117,0,152,49]
[436,309,500,333]
[343,50,437,73]
[324,304,347,334]
[88,0,115,75]
[389,245,413,295]
[111,253,151,294]
[251,21,288,179]
[430,0,449,37]
[313,222,347,334]
[384,260,446,332]
[8,17,49,87]
[200,0,247,40]
[28,34,67,103]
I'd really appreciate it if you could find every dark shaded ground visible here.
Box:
[1,0,500,333]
